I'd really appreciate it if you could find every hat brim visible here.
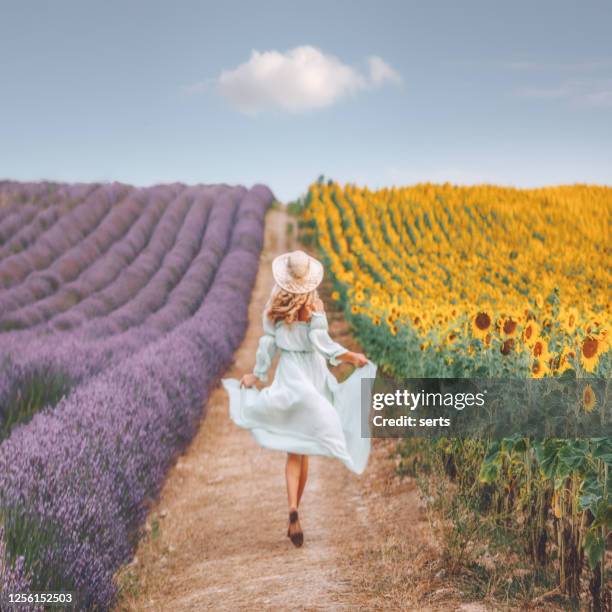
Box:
[272,253,324,294]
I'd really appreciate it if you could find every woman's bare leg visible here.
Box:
[286,453,305,546]
[297,455,309,508]
[286,453,302,510]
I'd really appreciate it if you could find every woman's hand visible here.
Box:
[240,373,258,388]
[350,352,368,368]
[338,351,368,368]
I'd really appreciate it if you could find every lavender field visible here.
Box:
[0,181,273,608]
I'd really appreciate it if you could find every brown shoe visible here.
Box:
[287,509,303,547]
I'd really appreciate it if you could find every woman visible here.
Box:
[222,250,377,547]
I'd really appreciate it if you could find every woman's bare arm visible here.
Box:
[310,298,368,367]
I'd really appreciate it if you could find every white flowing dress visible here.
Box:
[222,311,377,474]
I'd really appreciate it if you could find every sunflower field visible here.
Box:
[299,180,611,607]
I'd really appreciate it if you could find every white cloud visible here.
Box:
[368,56,402,85]
[205,46,401,115]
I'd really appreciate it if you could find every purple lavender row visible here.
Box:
[0,183,97,260]
[41,184,190,331]
[0,186,195,410]
[1,185,226,338]
[0,186,156,322]
[80,185,222,337]
[126,186,244,334]
[0,186,242,427]
[0,184,273,609]
[0,186,238,379]
[0,186,145,315]
[0,182,91,250]
[0,185,175,330]
[0,181,61,224]
[0,203,20,224]
[0,181,60,203]
[0,182,97,261]
[0,206,40,246]
[0,183,128,290]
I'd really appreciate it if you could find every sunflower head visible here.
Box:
[561,307,579,335]
[580,336,600,373]
[500,338,515,355]
[532,339,551,361]
[582,384,597,413]
[501,317,518,337]
[472,311,492,339]
[522,321,541,347]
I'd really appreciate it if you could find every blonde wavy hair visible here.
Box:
[267,286,319,324]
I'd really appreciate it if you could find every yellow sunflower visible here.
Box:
[580,336,600,373]
[561,307,579,336]
[582,384,597,413]
[501,317,519,338]
[522,321,540,347]
[532,339,551,362]
[331,291,340,301]
[472,311,492,340]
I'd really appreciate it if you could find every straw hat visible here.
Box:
[272,250,324,294]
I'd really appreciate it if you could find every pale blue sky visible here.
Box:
[1,0,611,201]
